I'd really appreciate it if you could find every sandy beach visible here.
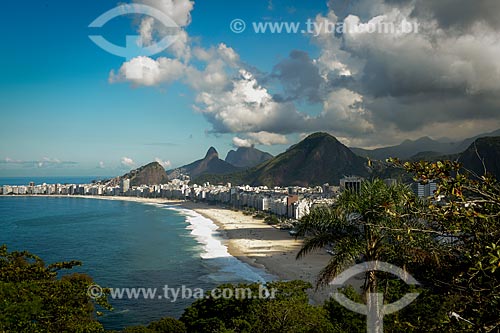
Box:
[179,201,332,300]
[17,195,333,302]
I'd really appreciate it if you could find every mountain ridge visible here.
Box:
[351,128,500,160]
[225,147,273,168]
[168,147,239,179]
[196,132,371,187]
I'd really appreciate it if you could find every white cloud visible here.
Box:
[98,161,105,169]
[109,56,186,86]
[110,0,500,147]
[194,69,306,134]
[121,157,136,168]
[232,137,253,148]
[154,157,171,168]
[137,0,194,27]
[233,132,289,147]
[138,16,155,46]
[135,0,194,60]
[247,132,289,145]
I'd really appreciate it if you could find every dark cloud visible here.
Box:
[411,0,500,30]
[271,50,324,103]
[368,93,500,132]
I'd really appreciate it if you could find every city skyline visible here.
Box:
[2,0,500,176]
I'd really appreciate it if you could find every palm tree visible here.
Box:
[296,179,423,292]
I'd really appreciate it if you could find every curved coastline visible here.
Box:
[5,195,332,302]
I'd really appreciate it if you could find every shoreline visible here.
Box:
[5,195,332,303]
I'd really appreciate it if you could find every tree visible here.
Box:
[147,317,187,333]
[296,179,435,291]
[390,158,500,331]
[0,245,110,332]
[180,280,337,333]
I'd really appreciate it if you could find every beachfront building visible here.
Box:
[340,176,364,193]
[415,181,437,198]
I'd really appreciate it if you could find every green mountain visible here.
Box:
[107,161,168,186]
[225,147,273,168]
[458,137,500,178]
[352,128,500,160]
[169,147,239,179]
[196,133,370,186]
[351,136,456,160]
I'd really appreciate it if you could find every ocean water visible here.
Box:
[0,197,272,330]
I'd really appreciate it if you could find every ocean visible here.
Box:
[0,196,272,330]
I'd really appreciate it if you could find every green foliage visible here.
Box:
[390,158,500,331]
[323,287,365,333]
[147,317,187,333]
[180,280,338,333]
[264,215,280,225]
[0,244,110,333]
[121,326,155,333]
[296,179,437,288]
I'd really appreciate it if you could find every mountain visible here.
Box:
[458,137,500,179]
[225,147,273,168]
[352,128,500,160]
[351,136,456,160]
[453,129,500,153]
[239,132,369,187]
[107,161,168,186]
[168,147,239,179]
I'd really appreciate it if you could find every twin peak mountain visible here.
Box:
[117,132,500,187]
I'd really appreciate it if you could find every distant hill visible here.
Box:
[458,137,500,179]
[454,129,500,153]
[200,133,370,187]
[352,128,500,160]
[106,161,168,186]
[168,147,239,179]
[225,147,273,168]
[351,137,456,160]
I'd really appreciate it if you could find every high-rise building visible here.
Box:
[415,181,437,197]
[120,179,130,194]
[340,176,363,193]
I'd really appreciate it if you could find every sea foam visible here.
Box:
[165,205,276,283]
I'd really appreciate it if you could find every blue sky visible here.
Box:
[1,0,499,177]
[0,0,325,177]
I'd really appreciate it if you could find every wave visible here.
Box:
[165,206,276,283]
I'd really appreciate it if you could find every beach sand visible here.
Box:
[179,201,333,303]
[23,195,334,302]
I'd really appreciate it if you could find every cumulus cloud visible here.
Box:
[194,69,309,134]
[232,132,289,147]
[110,0,500,147]
[154,157,172,168]
[272,50,325,103]
[232,137,253,148]
[247,132,289,145]
[121,157,136,168]
[138,16,155,46]
[109,56,186,86]
[307,0,500,144]
[135,0,194,59]
[138,0,194,27]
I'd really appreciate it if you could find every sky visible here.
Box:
[1,0,499,177]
